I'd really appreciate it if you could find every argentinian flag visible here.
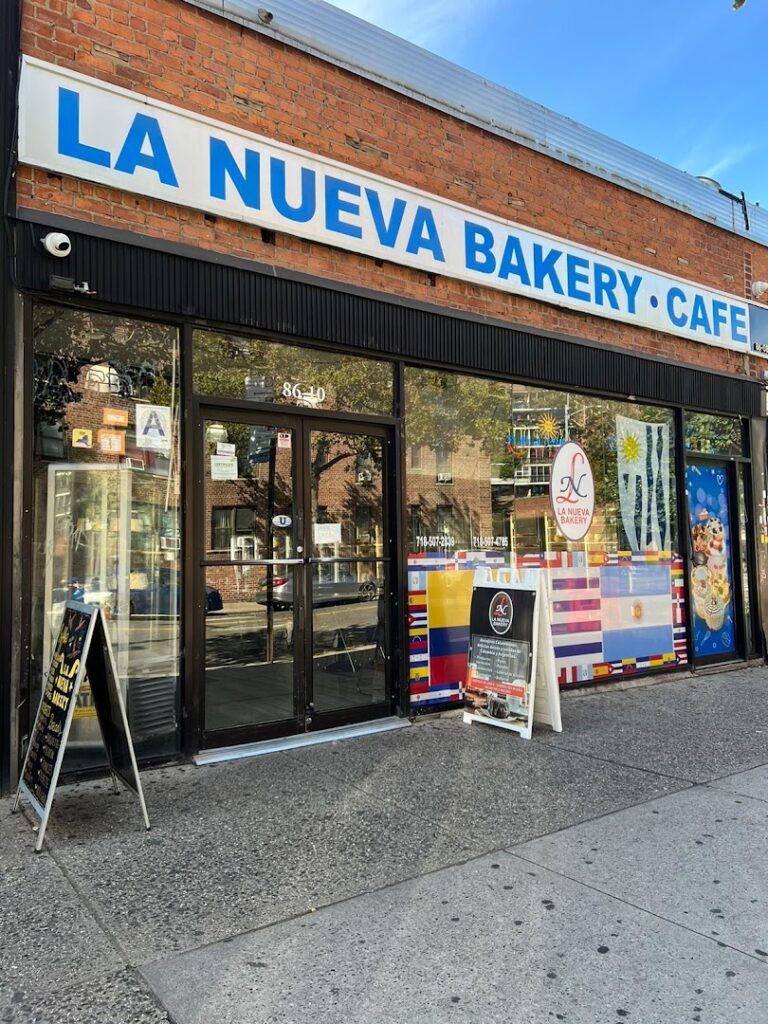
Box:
[600,564,674,662]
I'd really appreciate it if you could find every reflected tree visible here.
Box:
[33,305,177,423]
[194,331,390,505]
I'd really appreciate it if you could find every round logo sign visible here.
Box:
[489,591,513,635]
[272,514,292,529]
[550,441,595,542]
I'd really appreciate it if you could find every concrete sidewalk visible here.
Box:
[2,668,768,1023]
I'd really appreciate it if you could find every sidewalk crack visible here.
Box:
[530,737,698,784]
[507,847,768,967]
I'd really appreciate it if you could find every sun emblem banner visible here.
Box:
[616,415,671,552]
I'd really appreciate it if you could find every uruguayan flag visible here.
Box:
[616,414,670,552]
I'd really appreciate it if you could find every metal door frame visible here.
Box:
[300,416,395,733]
[736,459,761,659]
[192,402,306,750]
[187,400,397,752]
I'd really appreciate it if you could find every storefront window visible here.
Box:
[192,330,394,416]
[684,413,744,457]
[404,368,686,706]
[31,303,181,766]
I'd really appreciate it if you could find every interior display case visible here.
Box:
[43,463,180,753]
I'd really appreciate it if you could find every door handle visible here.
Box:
[200,558,305,567]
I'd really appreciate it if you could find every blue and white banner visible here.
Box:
[616,415,671,553]
[600,565,674,664]
[18,57,760,356]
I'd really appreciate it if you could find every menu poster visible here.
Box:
[464,571,562,740]
[13,603,150,852]
[465,585,536,726]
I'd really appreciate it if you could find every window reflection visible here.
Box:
[404,372,678,556]
[203,421,295,563]
[310,430,385,559]
[192,329,394,416]
[204,566,295,731]
[684,413,744,457]
[31,304,181,765]
[404,368,685,701]
[311,561,387,714]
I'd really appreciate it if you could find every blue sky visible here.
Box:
[325,0,768,208]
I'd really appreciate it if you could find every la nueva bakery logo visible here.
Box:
[550,442,595,542]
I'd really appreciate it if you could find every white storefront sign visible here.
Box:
[18,57,758,355]
[210,454,238,481]
[550,442,595,542]
[313,522,343,546]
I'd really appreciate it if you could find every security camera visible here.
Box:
[41,232,72,258]
[751,280,768,300]
[257,8,273,24]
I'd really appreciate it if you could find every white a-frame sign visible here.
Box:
[463,568,562,739]
[13,602,150,852]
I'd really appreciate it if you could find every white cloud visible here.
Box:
[322,0,494,50]
[676,132,757,190]
[701,144,756,182]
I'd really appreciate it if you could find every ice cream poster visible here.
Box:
[685,464,736,659]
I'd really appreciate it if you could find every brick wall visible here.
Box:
[19,0,768,377]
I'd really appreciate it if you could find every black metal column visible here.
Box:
[0,0,21,795]
[750,415,768,658]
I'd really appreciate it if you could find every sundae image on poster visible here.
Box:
[685,464,735,659]
[465,585,536,723]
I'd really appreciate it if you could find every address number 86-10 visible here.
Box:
[282,381,326,403]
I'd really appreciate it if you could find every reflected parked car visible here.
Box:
[52,578,115,607]
[50,572,223,619]
[49,578,117,629]
[127,569,223,616]
[257,572,381,608]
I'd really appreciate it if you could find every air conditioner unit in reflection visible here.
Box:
[436,472,453,483]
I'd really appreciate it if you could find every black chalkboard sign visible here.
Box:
[87,612,139,794]
[14,602,150,851]
[20,603,95,817]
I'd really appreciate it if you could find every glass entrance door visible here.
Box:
[305,425,390,730]
[201,413,301,740]
[199,410,393,746]
[685,461,740,663]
